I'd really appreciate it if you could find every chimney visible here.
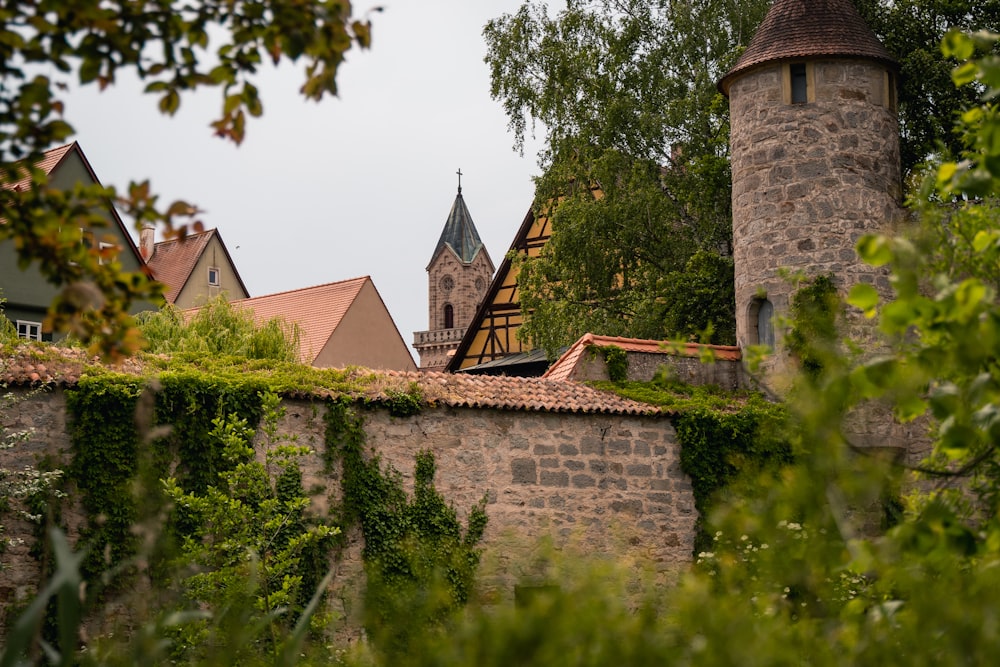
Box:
[139,222,155,262]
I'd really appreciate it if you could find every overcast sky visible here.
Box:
[63,1,545,362]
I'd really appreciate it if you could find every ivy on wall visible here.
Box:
[63,368,486,657]
[323,398,488,658]
[595,377,791,554]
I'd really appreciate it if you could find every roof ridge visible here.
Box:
[232,275,370,304]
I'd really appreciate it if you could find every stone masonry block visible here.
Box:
[540,471,569,488]
[572,474,596,489]
[626,464,653,477]
[511,458,537,484]
[559,443,579,456]
[534,444,556,455]
[607,440,631,456]
[580,436,605,456]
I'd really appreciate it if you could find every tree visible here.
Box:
[486,0,999,354]
[856,0,1000,177]
[136,297,301,362]
[0,1,375,359]
[486,0,767,352]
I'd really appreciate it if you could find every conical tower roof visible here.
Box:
[430,184,486,266]
[719,0,896,95]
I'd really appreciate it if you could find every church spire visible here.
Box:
[430,169,486,265]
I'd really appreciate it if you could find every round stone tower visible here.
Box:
[719,0,902,359]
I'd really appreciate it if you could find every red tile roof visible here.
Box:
[543,333,742,382]
[146,229,216,303]
[6,143,75,191]
[390,370,662,415]
[719,0,896,94]
[227,277,370,364]
[0,345,665,416]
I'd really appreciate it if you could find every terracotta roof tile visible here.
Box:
[226,277,370,364]
[146,229,216,303]
[6,143,75,191]
[387,370,663,415]
[719,0,896,94]
[0,346,666,416]
[543,333,742,382]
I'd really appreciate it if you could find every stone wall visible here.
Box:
[1,388,694,630]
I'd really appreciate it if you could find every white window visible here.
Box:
[16,320,42,341]
[98,241,116,265]
[208,267,220,287]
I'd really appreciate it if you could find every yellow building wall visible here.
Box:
[173,236,249,309]
[314,280,417,372]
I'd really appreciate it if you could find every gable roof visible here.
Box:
[146,228,248,303]
[6,142,146,265]
[445,206,545,372]
[228,277,370,364]
[543,333,742,382]
[719,0,896,94]
[8,143,76,191]
[428,187,491,268]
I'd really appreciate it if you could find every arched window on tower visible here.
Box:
[444,303,454,329]
[748,298,775,348]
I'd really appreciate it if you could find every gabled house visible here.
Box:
[222,276,417,371]
[445,205,552,375]
[0,142,152,341]
[143,227,249,308]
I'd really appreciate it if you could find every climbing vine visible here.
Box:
[594,375,791,554]
[323,398,488,659]
[785,274,841,379]
[598,345,629,383]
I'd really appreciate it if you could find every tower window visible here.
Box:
[790,63,807,104]
[444,304,454,329]
[748,298,775,348]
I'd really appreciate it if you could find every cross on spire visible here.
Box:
[456,168,463,194]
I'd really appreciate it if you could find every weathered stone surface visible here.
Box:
[728,58,902,379]
[0,393,698,633]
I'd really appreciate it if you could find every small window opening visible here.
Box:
[790,63,808,104]
[748,298,775,348]
[16,320,42,341]
[443,303,454,329]
[208,267,220,287]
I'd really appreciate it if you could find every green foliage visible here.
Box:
[598,345,628,383]
[65,375,145,581]
[137,297,301,362]
[856,0,1000,177]
[325,400,488,660]
[487,0,758,353]
[0,293,17,344]
[785,274,842,379]
[598,375,790,554]
[0,1,374,357]
[163,392,338,662]
[661,250,736,345]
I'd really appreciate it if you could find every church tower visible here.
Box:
[413,172,495,371]
[719,0,902,372]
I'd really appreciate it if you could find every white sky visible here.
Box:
[63,1,545,362]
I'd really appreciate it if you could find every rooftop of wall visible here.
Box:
[718,0,896,95]
[0,344,665,416]
[544,333,742,383]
